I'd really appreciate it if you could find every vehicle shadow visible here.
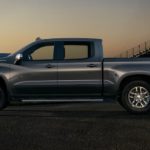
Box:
[0,102,150,120]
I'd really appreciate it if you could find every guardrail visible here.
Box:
[117,41,150,58]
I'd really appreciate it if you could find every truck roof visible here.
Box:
[36,38,102,42]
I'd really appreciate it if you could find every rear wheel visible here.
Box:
[121,81,150,114]
[0,86,8,110]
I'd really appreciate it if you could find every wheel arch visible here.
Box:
[117,74,150,100]
[0,75,9,97]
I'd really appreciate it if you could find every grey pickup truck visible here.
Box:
[0,38,150,113]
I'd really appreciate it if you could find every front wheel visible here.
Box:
[0,86,8,110]
[121,81,150,114]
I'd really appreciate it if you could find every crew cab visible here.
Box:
[0,38,150,113]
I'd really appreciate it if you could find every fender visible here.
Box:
[117,72,150,93]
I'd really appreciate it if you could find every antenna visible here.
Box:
[35,37,42,41]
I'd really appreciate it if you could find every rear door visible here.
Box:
[57,41,102,97]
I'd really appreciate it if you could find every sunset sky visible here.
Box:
[0,0,150,57]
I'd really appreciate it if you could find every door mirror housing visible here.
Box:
[14,53,23,64]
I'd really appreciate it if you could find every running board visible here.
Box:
[21,99,104,103]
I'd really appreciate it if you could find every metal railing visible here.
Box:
[117,41,150,58]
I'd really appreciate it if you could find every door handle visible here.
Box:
[87,64,98,68]
[46,64,55,68]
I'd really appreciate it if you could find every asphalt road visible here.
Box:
[0,102,150,150]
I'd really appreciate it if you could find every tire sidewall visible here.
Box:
[0,87,7,109]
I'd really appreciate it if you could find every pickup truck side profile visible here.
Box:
[0,38,150,113]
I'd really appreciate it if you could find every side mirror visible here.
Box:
[14,53,23,64]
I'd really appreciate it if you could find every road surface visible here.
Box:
[0,102,150,150]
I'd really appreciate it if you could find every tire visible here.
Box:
[0,86,8,110]
[121,80,150,114]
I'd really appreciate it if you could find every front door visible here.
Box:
[13,41,58,97]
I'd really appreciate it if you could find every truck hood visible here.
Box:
[0,53,10,63]
[0,53,10,58]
